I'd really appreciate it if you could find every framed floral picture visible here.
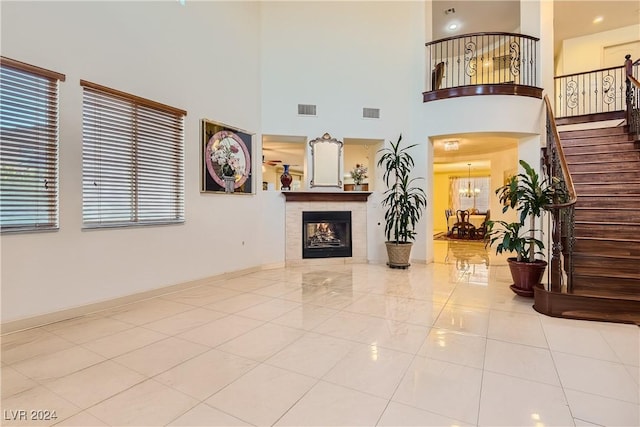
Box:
[200,119,253,194]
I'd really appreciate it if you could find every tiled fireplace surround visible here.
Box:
[283,192,371,266]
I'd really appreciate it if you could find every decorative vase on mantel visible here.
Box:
[280,164,293,191]
[354,183,363,191]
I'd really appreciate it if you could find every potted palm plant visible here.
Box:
[486,160,565,296]
[377,134,427,268]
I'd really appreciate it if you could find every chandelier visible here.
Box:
[459,163,480,198]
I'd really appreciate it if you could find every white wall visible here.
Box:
[0,1,272,323]
[1,0,552,324]
[420,94,545,260]
[520,0,554,95]
[557,24,640,75]
[259,1,428,264]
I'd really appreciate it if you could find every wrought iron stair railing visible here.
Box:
[543,95,577,293]
[625,55,640,137]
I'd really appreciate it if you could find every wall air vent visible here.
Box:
[297,104,317,116]
[363,108,380,119]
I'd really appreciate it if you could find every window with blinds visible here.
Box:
[451,176,491,213]
[0,57,65,233]
[81,80,186,228]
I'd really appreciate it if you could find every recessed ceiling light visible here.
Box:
[444,140,459,151]
[593,16,603,24]
[448,23,458,30]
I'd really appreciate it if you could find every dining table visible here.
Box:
[447,214,486,231]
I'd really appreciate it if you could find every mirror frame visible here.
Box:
[309,133,343,189]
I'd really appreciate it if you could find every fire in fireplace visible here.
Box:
[302,211,352,259]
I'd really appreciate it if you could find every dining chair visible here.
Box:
[452,209,474,238]
[474,209,491,239]
[445,209,453,234]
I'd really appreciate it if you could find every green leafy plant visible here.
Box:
[377,134,427,243]
[350,164,368,185]
[486,159,566,262]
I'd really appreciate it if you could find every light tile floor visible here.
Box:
[2,240,639,426]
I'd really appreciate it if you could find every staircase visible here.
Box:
[551,124,640,323]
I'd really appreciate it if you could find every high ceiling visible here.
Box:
[432,0,521,39]
[432,133,519,173]
[431,0,639,167]
[432,0,640,57]
[265,1,640,168]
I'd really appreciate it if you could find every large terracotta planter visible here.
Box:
[385,242,413,269]
[507,257,547,297]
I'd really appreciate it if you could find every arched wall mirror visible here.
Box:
[309,133,343,188]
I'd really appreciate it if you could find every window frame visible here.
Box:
[81,80,186,229]
[0,56,65,234]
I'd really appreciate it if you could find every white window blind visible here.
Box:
[81,80,186,228]
[0,57,65,233]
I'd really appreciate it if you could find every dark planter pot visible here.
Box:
[507,257,547,297]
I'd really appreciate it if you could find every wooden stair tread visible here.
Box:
[573,266,640,280]
[569,287,640,302]
[569,168,640,173]
[575,206,640,211]
[576,220,640,225]
[560,137,635,145]
[541,123,640,325]
[574,185,640,190]
[555,111,626,126]
[579,193,640,200]
[560,310,640,324]
[568,159,639,166]
[574,180,640,184]
[559,130,629,138]
[564,147,639,154]
[573,251,640,260]
[561,136,634,142]
[576,236,640,243]
[558,125,629,137]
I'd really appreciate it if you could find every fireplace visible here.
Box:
[302,211,352,259]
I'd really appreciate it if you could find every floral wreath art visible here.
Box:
[204,130,251,189]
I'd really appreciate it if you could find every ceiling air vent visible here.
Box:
[297,104,317,116]
[363,108,380,119]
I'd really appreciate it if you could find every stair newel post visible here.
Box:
[565,205,575,292]
[550,207,563,292]
[625,54,632,126]
[545,109,562,292]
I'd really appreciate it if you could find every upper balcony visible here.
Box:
[423,32,542,102]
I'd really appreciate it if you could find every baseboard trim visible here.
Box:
[1,264,269,335]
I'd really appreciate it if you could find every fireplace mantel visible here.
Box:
[283,193,369,265]
[282,191,371,202]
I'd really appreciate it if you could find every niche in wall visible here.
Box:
[262,134,306,191]
[262,134,383,191]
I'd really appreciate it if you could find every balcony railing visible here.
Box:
[554,65,628,118]
[424,32,541,101]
